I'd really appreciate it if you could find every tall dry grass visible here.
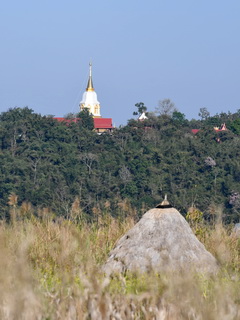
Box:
[0,201,240,319]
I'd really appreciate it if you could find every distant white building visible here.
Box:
[55,62,113,133]
[80,63,101,118]
[138,112,148,121]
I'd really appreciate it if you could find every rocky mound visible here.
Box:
[103,201,218,274]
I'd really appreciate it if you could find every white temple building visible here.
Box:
[79,63,101,118]
[54,62,113,133]
[138,112,148,121]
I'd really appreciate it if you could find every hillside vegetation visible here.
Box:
[0,107,240,222]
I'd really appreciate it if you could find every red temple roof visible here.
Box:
[191,123,228,135]
[191,129,200,134]
[54,117,79,124]
[53,117,113,129]
[93,118,113,129]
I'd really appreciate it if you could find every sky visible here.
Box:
[0,0,240,126]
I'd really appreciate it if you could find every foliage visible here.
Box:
[0,107,240,222]
[133,102,147,116]
[198,107,210,120]
[77,109,94,130]
[172,110,186,124]
[230,118,240,135]
[155,98,176,116]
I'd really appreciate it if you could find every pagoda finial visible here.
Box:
[89,61,92,76]
[86,61,94,92]
[156,194,172,208]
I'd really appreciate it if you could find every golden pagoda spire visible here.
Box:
[86,62,94,92]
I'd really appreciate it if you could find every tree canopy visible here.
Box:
[0,106,240,223]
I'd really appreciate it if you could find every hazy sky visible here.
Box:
[0,0,239,125]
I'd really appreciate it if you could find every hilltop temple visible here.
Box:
[80,62,101,118]
[55,63,113,133]
[80,63,113,133]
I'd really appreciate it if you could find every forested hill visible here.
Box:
[1,107,240,222]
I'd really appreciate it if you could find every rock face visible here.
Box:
[103,207,218,274]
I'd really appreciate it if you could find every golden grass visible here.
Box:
[0,205,240,319]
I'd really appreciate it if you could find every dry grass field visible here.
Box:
[0,199,240,319]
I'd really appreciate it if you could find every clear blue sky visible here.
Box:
[0,0,239,126]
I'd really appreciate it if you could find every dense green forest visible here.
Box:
[0,106,240,222]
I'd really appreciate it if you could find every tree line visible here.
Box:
[0,106,240,223]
